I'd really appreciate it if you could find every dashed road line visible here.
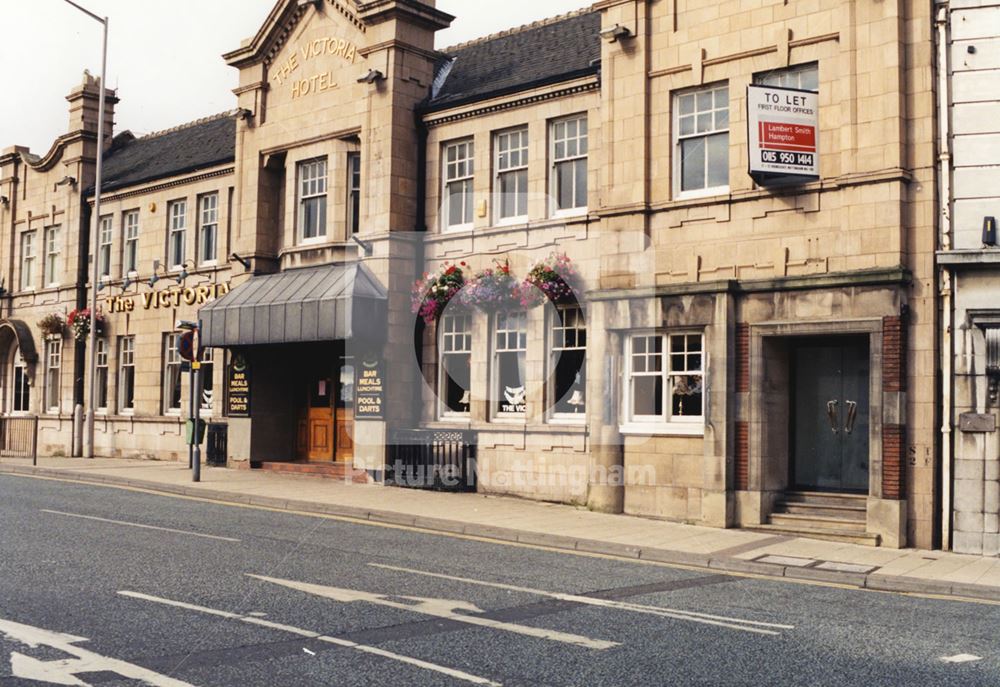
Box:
[40,509,240,542]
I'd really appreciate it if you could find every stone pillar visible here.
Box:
[587,301,624,513]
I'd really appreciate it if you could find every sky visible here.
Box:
[0,0,589,154]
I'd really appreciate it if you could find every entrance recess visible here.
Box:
[335,356,354,462]
[792,337,870,492]
[306,372,334,461]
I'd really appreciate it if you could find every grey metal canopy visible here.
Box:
[199,263,388,347]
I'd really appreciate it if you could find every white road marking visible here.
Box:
[40,509,240,542]
[248,574,620,650]
[0,617,194,687]
[118,591,503,686]
[369,562,793,636]
[303,647,316,656]
[941,653,983,663]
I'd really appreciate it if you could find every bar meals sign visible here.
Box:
[747,84,819,183]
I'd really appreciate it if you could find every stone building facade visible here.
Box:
[937,0,1000,555]
[1,0,941,549]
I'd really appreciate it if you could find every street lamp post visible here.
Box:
[63,0,108,459]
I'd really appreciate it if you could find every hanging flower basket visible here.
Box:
[37,313,66,338]
[458,259,527,313]
[411,262,466,325]
[521,252,584,308]
[68,308,107,343]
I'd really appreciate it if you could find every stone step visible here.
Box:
[782,491,868,508]
[257,461,369,483]
[775,501,867,520]
[769,512,868,533]
[749,523,881,547]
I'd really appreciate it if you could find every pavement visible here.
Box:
[3,474,1000,686]
[3,456,1000,603]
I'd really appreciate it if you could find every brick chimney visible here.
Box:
[66,70,118,151]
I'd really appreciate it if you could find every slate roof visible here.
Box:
[426,10,601,112]
[89,113,236,195]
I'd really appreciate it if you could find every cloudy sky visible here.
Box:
[0,1,589,154]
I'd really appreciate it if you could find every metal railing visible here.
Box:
[387,429,477,492]
[0,416,39,464]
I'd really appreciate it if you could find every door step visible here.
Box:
[748,523,881,547]
[257,461,369,483]
[763,491,877,546]
[768,512,867,533]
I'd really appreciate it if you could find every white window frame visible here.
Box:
[44,225,61,287]
[44,339,61,414]
[199,348,214,416]
[119,336,136,414]
[298,158,328,243]
[438,313,472,418]
[20,231,36,291]
[98,215,113,280]
[549,305,587,423]
[442,139,475,231]
[198,193,219,266]
[163,333,182,415]
[494,127,529,224]
[95,338,109,413]
[673,83,730,199]
[550,114,588,217]
[123,210,140,276]
[167,200,187,270]
[621,331,705,435]
[492,311,528,420]
[10,348,30,415]
[347,152,361,235]
[755,62,819,92]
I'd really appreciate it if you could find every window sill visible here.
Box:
[618,423,705,437]
[549,415,587,425]
[494,216,528,228]
[673,187,730,202]
[442,224,474,234]
[551,207,588,220]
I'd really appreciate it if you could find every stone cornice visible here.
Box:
[356,0,453,30]
[422,78,600,128]
[85,167,234,206]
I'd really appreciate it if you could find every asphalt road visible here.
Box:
[1,474,1000,686]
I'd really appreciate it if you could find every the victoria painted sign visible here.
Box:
[747,84,819,182]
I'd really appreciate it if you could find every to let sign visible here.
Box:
[226,353,251,418]
[747,84,819,182]
[355,355,384,419]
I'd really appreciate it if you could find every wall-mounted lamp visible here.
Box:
[230,253,252,270]
[351,234,374,256]
[54,176,77,190]
[983,216,997,247]
[357,69,385,85]
[599,24,633,43]
[0,196,8,208]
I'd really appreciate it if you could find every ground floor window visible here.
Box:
[163,333,182,414]
[10,349,29,413]
[625,332,704,426]
[44,339,61,413]
[550,306,586,418]
[119,336,135,413]
[494,311,528,417]
[439,314,472,416]
[200,348,214,415]
[96,338,109,412]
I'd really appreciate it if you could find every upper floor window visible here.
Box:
[494,311,528,418]
[298,158,328,242]
[123,210,139,275]
[198,193,219,265]
[443,139,474,230]
[347,153,361,235]
[439,313,472,416]
[624,332,704,429]
[551,115,588,215]
[168,200,187,269]
[495,128,529,223]
[98,215,113,279]
[675,84,729,196]
[44,225,61,287]
[755,63,819,92]
[20,231,36,291]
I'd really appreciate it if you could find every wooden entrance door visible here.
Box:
[792,337,870,492]
[334,357,355,462]
[307,374,335,462]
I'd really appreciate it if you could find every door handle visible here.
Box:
[826,400,839,433]
[845,400,858,434]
